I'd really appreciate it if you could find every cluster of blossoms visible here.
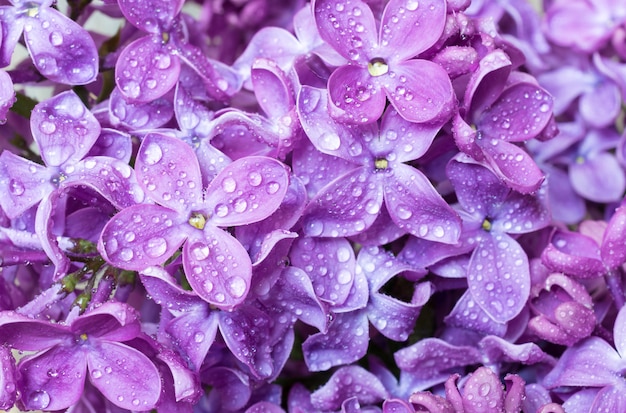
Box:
[1,0,626,411]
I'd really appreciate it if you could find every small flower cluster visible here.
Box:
[0,0,624,412]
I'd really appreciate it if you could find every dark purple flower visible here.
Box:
[99,133,289,309]
[297,86,461,243]
[0,0,98,84]
[313,0,455,123]
[0,302,161,411]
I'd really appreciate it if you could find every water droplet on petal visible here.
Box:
[49,31,63,46]
[91,369,103,379]
[319,132,341,151]
[142,143,163,165]
[30,390,51,409]
[9,179,25,196]
[145,237,167,258]
[193,332,205,343]
[120,248,134,262]
[336,247,351,263]
[39,120,56,134]
[266,181,280,194]
[247,171,262,186]
[432,226,445,238]
[222,177,236,193]
[192,244,210,260]
[479,383,491,396]
[227,276,247,298]
[337,269,352,284]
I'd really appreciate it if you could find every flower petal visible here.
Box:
[118,0,184,33]
[302,166,383,237]
[204,156,289,227]
[461,367,505,413]
[98,204,187,271]
[0,151,53,219]
[136,133,202,213]
[602,206,626,269]
[115,35,180,103]
[19,346,87,411]
[328,64,386,124]
[479,139,544,194]
[313,0,378,62]
[570,151,626,203]
[31,90,100,167]
[385,163,461,244]
[183,225,252,310]
[541,229,604,278]
[303,310,369,371]
[311,365,388,411]
[87,341,161,410]
[467,234,530,323]
[109,87,174,130]
[24,9,98,84]
[380,0,446,60]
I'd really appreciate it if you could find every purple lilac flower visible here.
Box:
[0,91,144,278]
[544,303,626,411]
[313,0,455,123]
[453,49,554,193]
[99,133,289,309]
[116,0,240,102]
[0,302,161,411]
[446,154,550,323]
[297,86,461,243]
[0,0,98,84]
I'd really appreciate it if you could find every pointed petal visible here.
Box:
[0,151,52,218]
[602,206,626,269]
[542,229,604,278]
[19,346,86,411]
[380,0,446,60]
[178,43,242,99]
[377,107,442,163]
[290,237,357,307]
[328,64,386,124]
[302,167,383,237]
[479,336,554,365]
[251,58,295,120]
[87,129,133,163]
[462,367,505,413]
[385,163,461,244]
[313,0,378,62]
[0,7,24,67]
[136,133,202,213]
[479,83,553,143]
[465,50,512,116]
[468,234,530,323]
[218,305,275,379]
[31,90,100,167]
[479,140,544,193]
[297,85,376,163]
[115,35,180,103]
[24,9,98,84]
[183,225,252,310]
[174,83,214,134]
[384,59,456,124]
[311,365,388,411]
[394,337,481,377]
[369,285,430,341]
[303,311,369,371]
[570,152,626,203]
[72,302,141,342]
[0,312,68,350]
[87,341,161,410]
[167,311,219,371]
[35,192,70,280]
[118,0,184,33]
[445,290,508,336]
[204,156,289,227]
[62,157,145,210]
[492,187,551,234]
[109,87,174,130]
[543,337,621,388]
[98,204,187,271]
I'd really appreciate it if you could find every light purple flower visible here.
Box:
[99,133,289,309]
[0,302,161,411]
[313,0,455,123]
[0,0,98,84]
[297,86,461,243]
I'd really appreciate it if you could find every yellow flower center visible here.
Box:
[375,158,389,170]
[188,212,207,230]
[482,219,492,231]
[367,58,389,77]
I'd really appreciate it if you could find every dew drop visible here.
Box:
[336,247,351,263]
[91,369,103,379]
[192,244,210,260]
[215,203,229,217]
[337,269,352,285]
[142,143,163,165]
[227,276,247,298]
[266,181,280,194]
[9,179,25,196]
[39,120,56,134]
[247,171,262,186]
[222,176,237,193]
[156,54,171,69]
[30,390,51,409]
[233,198,248,213]
[396,205,412,220]
[203,280,213,293]
[319,132,341,151]
[120,248,134,262]
[479,383,491,396]
[193,332,205,343]
[432,226,445,238]
[49,31,63,46]
[307,220,323,236]
[214,292,226,303]
[145,237,167,258]
[145,78,157,89]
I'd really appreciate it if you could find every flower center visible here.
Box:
[368,58,389,77]
[482,218,492,231]
[188,211,207,230]
[161,32,170,45]
[79,333,88,341]
[375,158,389,170]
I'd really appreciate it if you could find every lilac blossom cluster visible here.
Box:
[0,0,624,411]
